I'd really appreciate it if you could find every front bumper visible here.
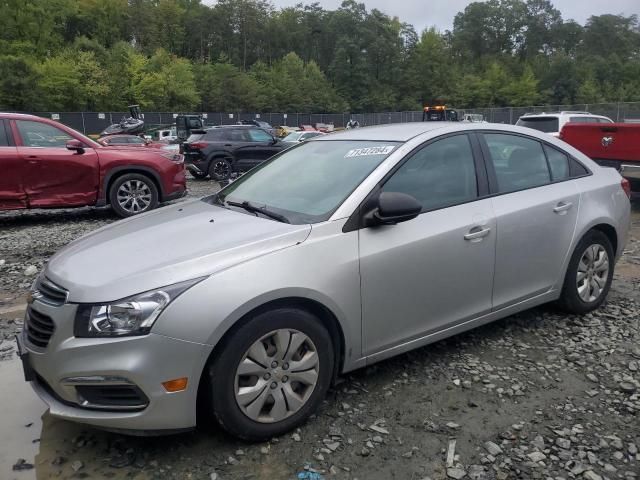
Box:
[21,299,212,433]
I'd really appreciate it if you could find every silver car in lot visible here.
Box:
[18,122,630,440]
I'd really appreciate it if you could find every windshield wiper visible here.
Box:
[226,200,290,224]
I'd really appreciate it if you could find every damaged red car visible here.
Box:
[0,114,186,217]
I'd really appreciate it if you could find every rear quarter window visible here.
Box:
[516,117,560,133]
[568,117,599,123]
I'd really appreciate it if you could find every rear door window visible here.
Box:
[516,117,559,133]
[484,133,551,193]
[204,129,226,141]
[228,129,251,142]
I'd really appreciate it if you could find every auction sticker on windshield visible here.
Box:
[345,145,395,158]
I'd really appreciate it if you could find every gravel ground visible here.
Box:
[0,181,638,480]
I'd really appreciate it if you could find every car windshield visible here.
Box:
[209,141,400,224]
[283,132,302,141]
[516,117,560,133]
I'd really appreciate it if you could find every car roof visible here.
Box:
[0,112,46,120]
[315,122,452,142]
[520,112,607,118]
[210,125,258,129]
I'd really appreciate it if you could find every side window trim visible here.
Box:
[342,132,488,233]
[0,119,14,147]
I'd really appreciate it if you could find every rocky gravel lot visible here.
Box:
[0,181,638,480]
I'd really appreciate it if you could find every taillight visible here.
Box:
[621,178,631,199]
[189,142,207,150]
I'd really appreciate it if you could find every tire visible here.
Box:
[109,173,159,218]
[208,308,334,441]
[208,157,232,182]
[558,230,614,314]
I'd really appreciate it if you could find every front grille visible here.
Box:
[25,306,55,348]
[75,385,149,410]
[34,277,68,306]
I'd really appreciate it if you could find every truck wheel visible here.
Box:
[208,308,334,441]
[109,173,159,218]
[209,158,232,182]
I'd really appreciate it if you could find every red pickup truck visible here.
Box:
[560,122,640,198]
[0,114,187,217]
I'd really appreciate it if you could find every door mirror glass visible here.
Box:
[66,139,85,153]
[368,192,422,226]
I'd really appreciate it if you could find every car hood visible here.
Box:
[46,200,311,303]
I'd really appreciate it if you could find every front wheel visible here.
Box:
[558,230,614,314]
[109,173,159,217]
[208,308,334,441]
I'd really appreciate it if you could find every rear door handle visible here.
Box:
[464,227,491,241]
[553,202,573,214]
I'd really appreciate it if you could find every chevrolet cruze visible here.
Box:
[18,122,630,440]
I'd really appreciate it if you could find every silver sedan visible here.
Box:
[19,122,630,440]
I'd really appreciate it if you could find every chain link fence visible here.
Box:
[24,102,640,136]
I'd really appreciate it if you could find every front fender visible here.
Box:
[152,221,363,373]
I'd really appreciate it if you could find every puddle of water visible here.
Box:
[0,356,46,480]
[0,355,152,480]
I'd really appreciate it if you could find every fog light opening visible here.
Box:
[162,377,188,392]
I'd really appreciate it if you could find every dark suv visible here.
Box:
[181,125,286,181]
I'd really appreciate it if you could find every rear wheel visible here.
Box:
[109,173,159,217]
[208,308,334,441]
[558,230,614,314]
[209,157,232,181]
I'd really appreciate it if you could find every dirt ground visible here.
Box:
[0,180,638,480]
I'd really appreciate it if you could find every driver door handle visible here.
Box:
[464,227,491,241]
[553,202,573,214]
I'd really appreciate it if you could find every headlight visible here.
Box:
[74,278,204,338]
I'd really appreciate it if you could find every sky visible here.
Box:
[260,0,640,32]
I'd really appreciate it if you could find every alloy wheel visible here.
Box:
[117,179,152,214]
[576,244,609,303]
[212,160,231,180]
[234,329,319,424]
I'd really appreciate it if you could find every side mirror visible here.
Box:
[271,136,278,144]
[367,192,422,226]
[66,139,85,153]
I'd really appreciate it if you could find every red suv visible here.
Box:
[0,114,186,217]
